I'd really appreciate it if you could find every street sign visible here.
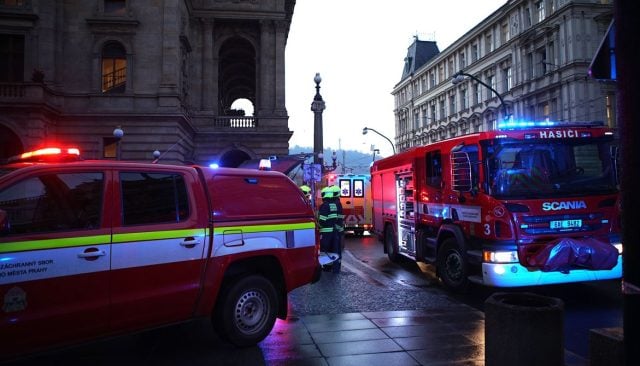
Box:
[312,164,322,181]
[304,163,322,182]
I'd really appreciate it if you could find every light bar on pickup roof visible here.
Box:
[8,147,81,163]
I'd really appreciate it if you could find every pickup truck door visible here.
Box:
[0,169,109,355]
[109,169,207,332]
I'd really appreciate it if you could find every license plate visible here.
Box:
[550,219,582,229]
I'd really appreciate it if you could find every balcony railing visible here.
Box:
[213,116,257,128]
[0,83,26,98]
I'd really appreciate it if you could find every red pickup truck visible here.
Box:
[0,147,320,360]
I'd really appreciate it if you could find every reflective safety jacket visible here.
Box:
[318,199,343,234]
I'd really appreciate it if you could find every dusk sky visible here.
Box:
[284,0,506,157]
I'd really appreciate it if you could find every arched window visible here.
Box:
[102,42,126,93]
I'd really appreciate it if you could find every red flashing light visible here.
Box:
[10,147,81,163]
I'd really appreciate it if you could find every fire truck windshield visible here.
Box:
[482,137,618,199]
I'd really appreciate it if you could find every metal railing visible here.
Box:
[102,67,126,92]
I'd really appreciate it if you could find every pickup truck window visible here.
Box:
[0,172,104,235]
[120,172,189,225]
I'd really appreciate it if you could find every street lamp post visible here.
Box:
[113,126,124,160]
[362,127,396,155]
[452,71,508,121]
[311,73,325,168]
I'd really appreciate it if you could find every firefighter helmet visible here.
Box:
[329,185,341,198]
[321,186,333,199]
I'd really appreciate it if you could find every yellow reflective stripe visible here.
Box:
[0,235,111,254]
[112,229,205,243]
[214,222,315,235]
[0,223,314,254]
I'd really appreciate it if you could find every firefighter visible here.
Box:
[318,186,340,273]
[329,185,344,272]
[299,184,311,202]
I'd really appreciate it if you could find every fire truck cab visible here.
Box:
[371,121,622,291]
[0,148,320,359]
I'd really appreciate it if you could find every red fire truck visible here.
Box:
[0,147,320,359]
[370,121,622,291]
[324,173,373,236]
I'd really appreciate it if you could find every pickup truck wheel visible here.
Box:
[214,275,278,347]
[437,238,470,292]
[385,227,401,263]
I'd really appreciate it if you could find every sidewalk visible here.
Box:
[260,307,587,366]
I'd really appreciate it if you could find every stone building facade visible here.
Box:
[0,0,295,166]
[393,0,615,152]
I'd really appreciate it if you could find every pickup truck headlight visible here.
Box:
[483,250,519,263]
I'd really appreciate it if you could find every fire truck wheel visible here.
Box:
[385,227,401,263]
[213,275,279,347]
[437,238,470,292]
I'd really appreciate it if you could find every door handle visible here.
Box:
[180,237,200,248]
[78,249,106,258]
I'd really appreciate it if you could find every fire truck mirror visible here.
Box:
[610,145,620,185]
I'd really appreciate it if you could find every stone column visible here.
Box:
[201,18,214,111]
[274,20,288,116]
[158,0,179,101]
[259,20,273,115]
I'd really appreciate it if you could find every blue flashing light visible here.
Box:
[209,163,220,169]
[498,120,557,130]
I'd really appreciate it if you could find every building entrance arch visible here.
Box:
[0,124,24,160]
[219,149,251,168]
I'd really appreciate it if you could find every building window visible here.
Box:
[474,83,481,105]
[104,0,126,16]
[526,52,534,79]
[537,1,546,22]
[439,100,446,120]
[547,41,555,67]
[503,67,512,91]
[537,48,547,75]
[429,72,436,88]
[471,44,478,62]
[449,94,456,115]
[541,102,550,120]
[430,104,437,123]
[103,137,118,158]
[485,33,493,54]
[501,22,510,44]
[101,41,126,93]
[460,88,468,110]
[525,7,532,27]
[0,34,24,82]
[459,52,466,69]
[487,75,496,94]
